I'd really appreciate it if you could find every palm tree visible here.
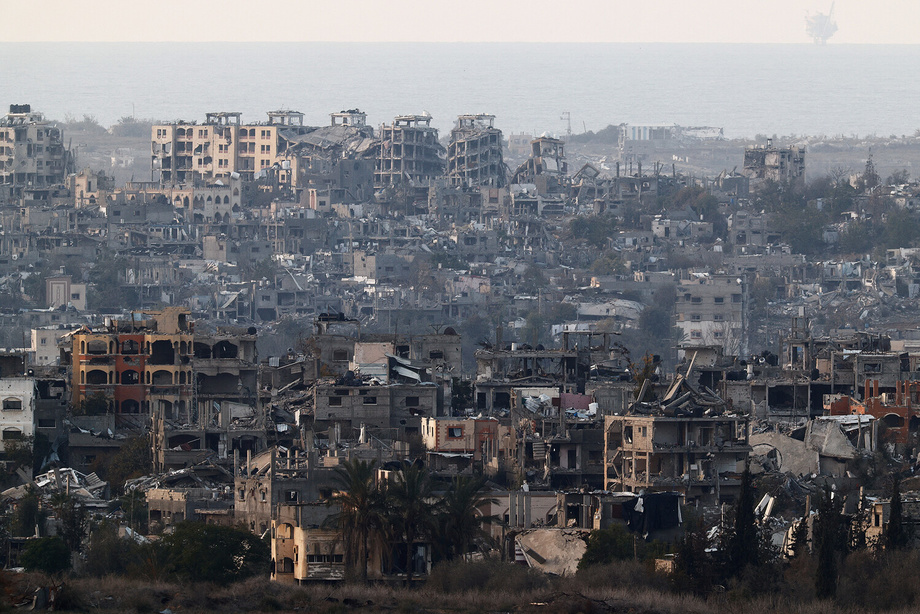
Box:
[441,475,499,560]
[387,461,438,585]
[331,458,383,582]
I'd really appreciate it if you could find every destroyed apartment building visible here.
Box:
[473,330,625,413]
[151,110,311,185]
[62,307,265,471]
[278,109,378,203]
[742,138,806,185]
[604,365,752,505]
[375,114,445,190]
[0,104,74,198]
[447,114,506,188]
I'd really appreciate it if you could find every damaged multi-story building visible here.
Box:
[742,138,806,185]
[63,307,265,470]
[151,110,310,185]
[604,410,750,504]
[447,114,506,188]
[675,273,748,357]
[0,104,73,199]
[279,109,377,203]
[511,136,568,196]
[374,114,445,189]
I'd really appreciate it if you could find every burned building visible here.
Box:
[374,114,444,189]
[447,114,506,188]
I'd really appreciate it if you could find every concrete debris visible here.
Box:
[515,529,588,576]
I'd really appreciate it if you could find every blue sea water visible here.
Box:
[1,42,918,139]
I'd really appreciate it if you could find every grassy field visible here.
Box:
[3,558,917,614]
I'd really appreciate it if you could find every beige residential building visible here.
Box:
[675,274,748,357]
[151,110,307,185]
[46,275,87,311]
[604,413,750,504]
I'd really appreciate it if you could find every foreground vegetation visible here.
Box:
[6,553,920,614]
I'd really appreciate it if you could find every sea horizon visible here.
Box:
[3,41,918,139]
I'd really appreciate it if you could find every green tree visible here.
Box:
[83,521,142,577]
[110,116,153,138]
[21,536,70,576]
[49,493,87,553]
[590,252,626,276]
[62,114,107,135]
[450,378,474,414]
[788,515,810,558]
[11,488,46,537]
[519,265,546,295]
[159,522,269,584]
[630,353,658,401]
[388,462,438,585]
[885,475,907,551]
[672,514,714,596]
[331,458,386,582]
[570,214,617,248]
[4,435,35,472]
[725,466,759,576]
[861,153,880,192]
[240,258,277,283]
[838,220,876,255]
[578,522,666,568]
[76,392,110,416]
[814,486,847,599]
[440,476,498,560]
[881,209,920,250]
[102,436,151,492]
[89,253,139,310]
[118,489,149,534]
[887,169,910,185]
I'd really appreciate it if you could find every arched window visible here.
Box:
[86,370,107,385]
[1,397,22,411]
[2,428,22,441]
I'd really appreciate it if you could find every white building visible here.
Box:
[0,378,36,452]
[30,327,72,366]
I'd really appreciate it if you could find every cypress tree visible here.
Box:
[886,475,906,550]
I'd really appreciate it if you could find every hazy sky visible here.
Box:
[4,0,919,44]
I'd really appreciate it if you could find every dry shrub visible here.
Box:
[572,559,669,594]
[836,549,920,611]
[782,555,818,603]
[425,558,549,595]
